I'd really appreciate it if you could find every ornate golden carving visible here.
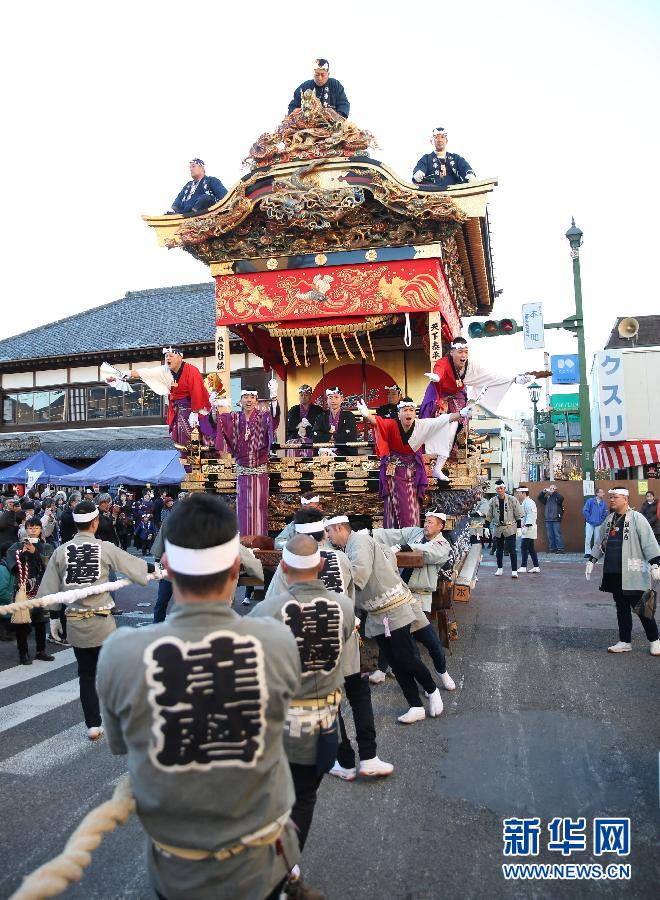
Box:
[440,233,472,315]
[164,183,253,249]
[369,171,467,226]
[260,162,365,231]
[245,92,377,169]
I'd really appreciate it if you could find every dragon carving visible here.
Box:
[260,160,365,230]
[245,91,377,169]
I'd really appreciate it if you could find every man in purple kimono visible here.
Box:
[218,380,280,536]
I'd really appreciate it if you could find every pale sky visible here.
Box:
[2,0,658,416]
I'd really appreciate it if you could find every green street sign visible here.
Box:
[550,393,579,413]
[550,413,579,423]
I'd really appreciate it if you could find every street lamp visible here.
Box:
[565,218,593,493]
[527,382,542,480]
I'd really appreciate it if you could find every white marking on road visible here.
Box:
[0,722,93,775]
[0,649,75,690]
[0,678,79,734]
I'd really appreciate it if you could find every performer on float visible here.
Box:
[103,347,214,447]
[217,380,280,536]
[205,371,231,453]
[97,493,307,900]
[373,509,456,690]
[412,127,475,190]
[285,384,323,458]
[312,386,358,455]
[250,533,354,855]
[37,500,155,741]
[418,335,533,476]
[166,158,227,215]
[288,58,350,118]
[326,514,444,724]
[376,384,403,420]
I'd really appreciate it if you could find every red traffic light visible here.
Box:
[500,318,516,334]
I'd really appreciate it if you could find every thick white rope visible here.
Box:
[11,775,135,900]
[0,571,165,618]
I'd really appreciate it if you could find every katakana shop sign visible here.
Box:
[595,351,627,441]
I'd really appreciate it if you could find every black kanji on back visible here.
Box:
[282,597,342,674]
[146,631,266,770]
[64,543,101,585]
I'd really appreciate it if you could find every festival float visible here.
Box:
[143,93,498,619]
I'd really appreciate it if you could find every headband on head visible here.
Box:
[73,509,99,524]
[432,127,447,136]
[425,510,447,522]
[300,495,320,505]
[326,387,342,396]
[298,384,313,393]
[240,389,258,397]
[190,158,205,166]
[165,533,240,576]
[295,521,325,534]
[162,346,181,356]
[450,339,467,349]
[608,488,629,497]
[324,515,349,527]
[385,384,401,391]
[282,546,321,568]
[397,398,416,409]
[516,486,529,493]
[495,481,506,487]
[314,59,329,70]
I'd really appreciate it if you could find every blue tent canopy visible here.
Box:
[57,449,185,487]
[0,451,77,485]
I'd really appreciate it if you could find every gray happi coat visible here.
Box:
[274,521,296,550]
[265,544,359,675]
[97,601,301,900]
[251,579,354,765]
[486,494,523,538]
[591,509,660,593]
[341,530,415,637]
[37,531,150,648]
[374,526,452,612]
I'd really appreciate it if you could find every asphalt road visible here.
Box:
[0,552,658,899]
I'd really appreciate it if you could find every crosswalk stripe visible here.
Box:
[0,722,93,775]
[0,677,79,734]
[0,648,76,691]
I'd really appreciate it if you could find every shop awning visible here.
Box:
[594,440,660,470]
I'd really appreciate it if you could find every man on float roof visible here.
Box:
[412,127,475,190]
[288,58,350,118]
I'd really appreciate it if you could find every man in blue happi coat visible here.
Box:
[288,58,350,118]
[412,127,475,190]
[167,158,227,215]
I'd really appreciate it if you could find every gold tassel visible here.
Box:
[328,333,340,360]
[303,335,309,367]
[354,333,366,359]
[278,336,289,366]
[10,583,31,625]
[341,333,355,360]
[366,330,375,360]
[316,334,328,364]
[290,337,301,366]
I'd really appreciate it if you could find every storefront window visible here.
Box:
[2,384,163,426]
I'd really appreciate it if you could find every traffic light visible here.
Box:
[537,421,557,450]
[468,318,518,339]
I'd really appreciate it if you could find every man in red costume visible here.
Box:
[105,347,214,446]
[418,336,533,475]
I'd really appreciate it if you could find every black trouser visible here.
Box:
[153,579,173,623]
[289,763,324,851]
[118,534,130,551]
[337,672,377,768]
[413,623,447,674]
[15,620,46,656]
[73,645,102,727]
[613,589,659,643]
[520,538,538,568]
[496,534,518,571]
[375,623,436,707]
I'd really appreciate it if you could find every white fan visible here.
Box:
[101,362,134,393]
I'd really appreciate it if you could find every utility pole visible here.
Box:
[565,219,593,493]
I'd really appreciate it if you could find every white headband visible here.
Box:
[240,389,258,397]
[425,511,447,521]
[282,546,321,568]
[324,515,349,527]
[326,388,341,396]
[165,533,240,576]
[73,510,99,523]
[397,400,416,409]
[300,495,320,505]
[162,346,181,355]
[450,340,467,349]
[516,487,529,493]
[295,521,325,534]
[608,489,629,497]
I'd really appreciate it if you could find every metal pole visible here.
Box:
[565,219,593,494]
[533,398,539,482]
